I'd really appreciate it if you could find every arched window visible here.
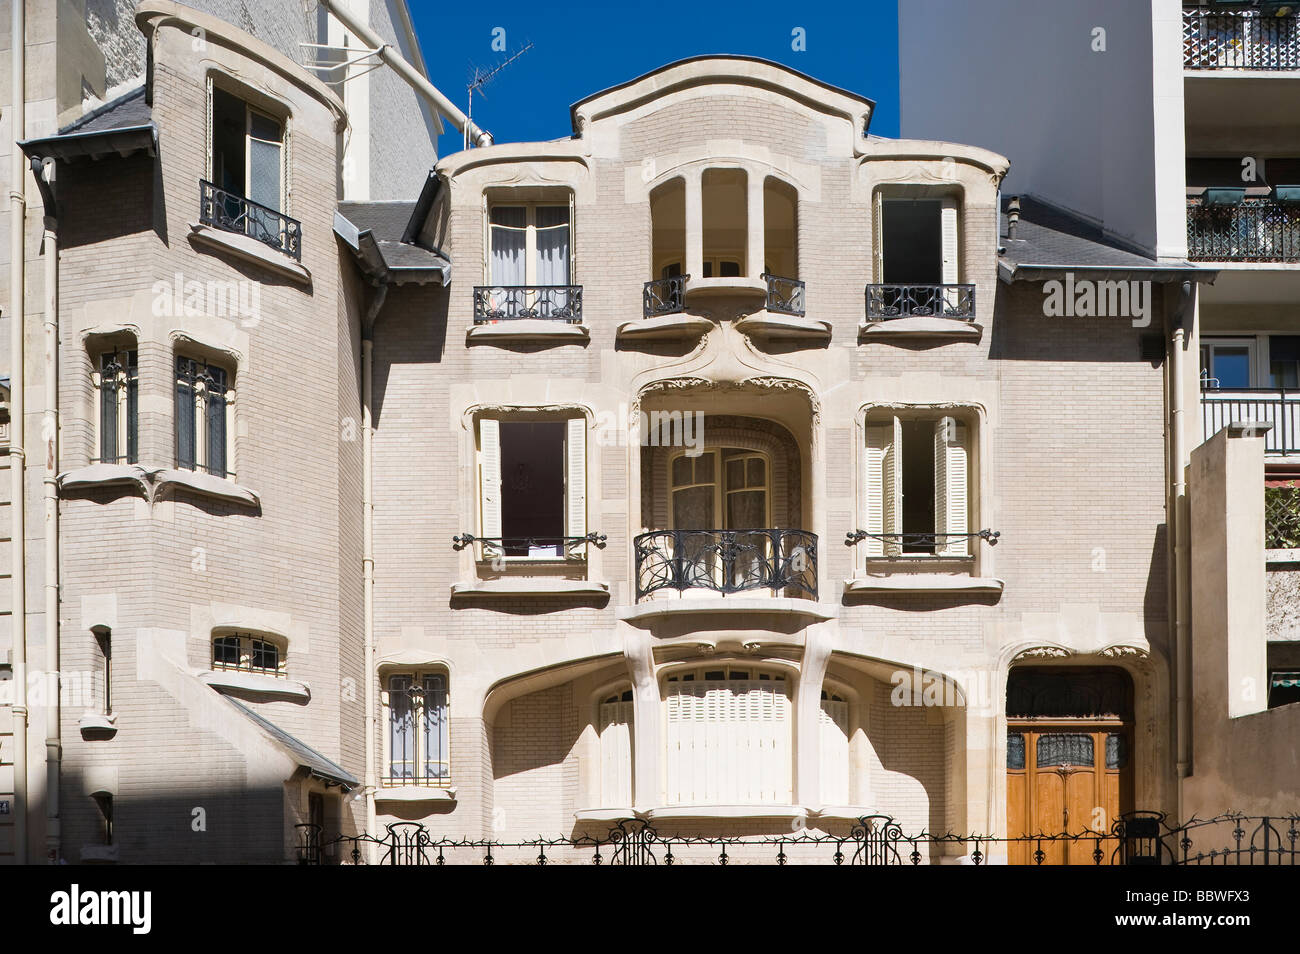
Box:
[662,666,792,804]
[385,672,450,787]
[819,690,850,805]
[211,632,284,678]
[597,688,634,807]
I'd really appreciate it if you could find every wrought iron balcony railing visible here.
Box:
[633,528,817,600]
[846,528,1000,557]
[864,283,976,321]
[1183,5,1300,70]
[453,531,606,558]
[199,179,302,260]
[643,274,689,318]
[1201,387,1300,454]
[472,285,583,323]
[762,273,806,316]
[1187,197,1300,261]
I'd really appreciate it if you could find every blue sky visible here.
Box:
[410,1,900,155]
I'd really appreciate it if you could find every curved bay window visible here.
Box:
[211,632,285,678]
[663,666,792,805]
[385,672,450,787]
[176,355,234,478]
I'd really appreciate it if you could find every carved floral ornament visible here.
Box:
[1011,644,1150,663]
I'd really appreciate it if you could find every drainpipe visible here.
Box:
[31,156,59,862]
[361,283,387,860]
[315,0,492,147]
[1170,280,1193,812]
[8,0,28,866]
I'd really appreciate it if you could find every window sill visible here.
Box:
[188,222,312,285]
[683,276,768,303]
[374,786,457,804]
[735,312,832,341]
[618,594,837,624]
[575,804,881,825]
[450,578,610,598]
[844,574,1004,595]
[57,463,152,498]
[616,314,714,341]
[153,468,260,508]
[465,320,589,344]
[859,317,983,341]
[57,464,260,509]
[78,711,118,740]
[199,670,311,703]
[80,844,120,864]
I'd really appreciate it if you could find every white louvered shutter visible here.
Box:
[884,415,903,556]
[819,697,850,806]
[941,197,959,284]
[934,417,970,557]
[864,424,889,557]
[598,700,634,807]
[872,191,885,283]
[565,417,587,554]
[478,418,502,559]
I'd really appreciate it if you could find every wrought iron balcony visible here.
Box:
[1183,5,1300,70]
[1187,196,1300,261]
[762,273,805,316]
[199,179,301,260]
[864,284,976,321]
[453,531,606,558]
[643,275,689,318]
[1201,387,1300,454]
[633,528,818,600]
[472,285,583,323]
[846,528,1000,557]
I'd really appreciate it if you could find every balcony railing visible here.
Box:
[846,528,1000,557]
[762,273,806,316]
[643,275,689,318]
[864,284,976,321]
[633,528,818,600]
[199,179,301,260]
[472,285,583,323]
[1202,388,1300,454]
[1183,6,1300,71]
[1187,196,1300,261]
[453,532,606,558]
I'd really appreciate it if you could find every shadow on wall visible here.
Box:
[369,282,449,428]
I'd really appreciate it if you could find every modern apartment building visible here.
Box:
[902,0,1300,824]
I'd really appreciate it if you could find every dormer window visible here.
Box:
[211,84,285,216]
[876,197,958,286]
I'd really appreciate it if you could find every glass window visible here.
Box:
[386,672,451,785]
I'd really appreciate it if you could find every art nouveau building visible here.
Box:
[0,0,1250,865]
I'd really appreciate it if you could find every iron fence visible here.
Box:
[643,275,689,318]
[199,179,302,260]
[1183,5,1300,70]
[865,283,976,321]
[633,528,818,600]
[762,273,806,316]
[1187,197,1300,262]
[473,285,583,323]
[452,531,606,559]
[294,812,1300,866]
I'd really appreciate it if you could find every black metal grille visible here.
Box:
[294,812,1300,866]
[1187,197,1300,262]
[1201,388,1300,454]
[1183,6,1300,70]
[452,532,607,558]
[95,349,138,465]
[199,179,301,260]
[846,528,1000,555]
[633,528,817,600]
[762,273,805,316]
[472,285,583,323]
[643,275,689,318]
[865,283,976,321]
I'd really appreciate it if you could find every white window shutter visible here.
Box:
[565,417,587,553]
[598,701,633,807]
[872,191,884,283]
[479,418,502,558]
[884,415,903,556]
[941,197,959,285]
[819,697,850,805]
[934,417,970,556]
[863,424,889,557]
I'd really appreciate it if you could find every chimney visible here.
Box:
[1006,196,1021,240]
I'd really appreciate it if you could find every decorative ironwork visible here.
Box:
[1187,197,1300,262]
[199,179,301,260]
[1267,484,1300,548]
[1007,732,1025,771]
[633,528,818,600]
[452,531,607,558]
[472,285,583,323]
[845,528,999,552]
[850,815,904,865]
[643,275,690,318]
[1183,5,1300,71]
[864,283,976,321]
[762,273,805,316]
[1202,388,1300,455]
[1035,733,1095,768]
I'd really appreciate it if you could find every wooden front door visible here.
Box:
[1007,723,1131,865]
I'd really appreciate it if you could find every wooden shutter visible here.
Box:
[941,196,959,284]
[598,700,634,807]
[565,417,586,554]
[863,424,889,557]
[479,418,502,558]
[934,417,970,556]
[872,191,884,283]
[819,697,850,805]
[884,416,903,556]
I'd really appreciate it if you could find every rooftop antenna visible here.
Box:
[465,41,533,150]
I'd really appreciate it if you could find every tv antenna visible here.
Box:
[465,41,534,150]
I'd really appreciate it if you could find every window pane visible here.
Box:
[388,676,414,778]
[213,636,240,667]
[535,206,570,288]
[695,452,714,484]
[725,457,744,490]
[126,351,139,464]
[100,354,119,464]
[671,455,693,487]
[489,207,527,286]
[1007,732,1025,770]
[726,490,766,530]
[205,367,227,478]
[747,457,765,487]
[176,359,196,471]
[1211,347,1252,388]
[423,674,449,779]
[672,485,714,530]
[251,640,278,672]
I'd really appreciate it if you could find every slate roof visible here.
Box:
[225,697,359,790]
[335,200,451,282]
[60,85,152,135]
[20,85,155,161]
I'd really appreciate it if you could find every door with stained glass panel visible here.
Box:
[669,448,770,590]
